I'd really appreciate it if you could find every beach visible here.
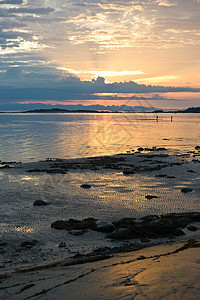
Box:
[0,144,200,298]
[0,239,200,299]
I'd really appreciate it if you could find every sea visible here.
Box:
[0,112,199,162]
[0,112,200,270]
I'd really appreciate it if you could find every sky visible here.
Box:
[0,0,200,110]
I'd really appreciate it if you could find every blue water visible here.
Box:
[0,112,200,162]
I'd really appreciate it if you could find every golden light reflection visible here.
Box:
[15,226,34,234]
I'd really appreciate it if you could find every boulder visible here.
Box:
[51,218,97,231]
[106,228,133,240]
[95,220,115,233]
[33,200,49,206]
[181,188,193,193]
[80,184,91,189]
[187,225,198,232]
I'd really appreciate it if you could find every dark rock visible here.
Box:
[181,188,193,193]
[51,218,97,231]
[0,165,11,169]
[123,170,135,175]
[33,200,49,206]
[145,195,158,200]
[113,218,136,228]
[96,220,115,233]
[51,220,67,230]
[141,215,160,222]
[137,147,144,152]
[0,242,8,247]
[187,225,198,232]
[107,228,133,240]
[21,240,39,248]
[171,228,185,236]
[187,170,196,173]
[58,242,67,248]
[137,255,146,260]
[80,184,91,189]
[195,146,200,150]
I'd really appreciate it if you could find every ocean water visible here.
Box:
[0,112,200,162]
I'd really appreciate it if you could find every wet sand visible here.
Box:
[0,239,200,300]
[0,147,200,298]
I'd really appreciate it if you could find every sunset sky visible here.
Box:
[0,0,200,109]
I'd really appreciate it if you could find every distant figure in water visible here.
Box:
[171,116,173,122]
[156,116,158,122]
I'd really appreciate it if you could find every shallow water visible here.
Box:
[0,112,200,270]
[0,112,199,162]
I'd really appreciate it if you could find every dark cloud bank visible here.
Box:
[0,76,200,104]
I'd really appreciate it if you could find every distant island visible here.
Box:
[181,107,200,113]
[23,106,200,114]
[0,106,200,114]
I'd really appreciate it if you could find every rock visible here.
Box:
[195,146,200,150]
[181,188,193,193]
[69,230,86,236]
[106,228,133,240]
[145,195,158,200]
[137,147,144,151]
[187,225,198,232]
[95,220,115,233]
[113,218,136,228]
[21,240,39,248]
[58,242,66,248]
[80,184,91,189]
[141,215,160,222]
[123,170,135,175]
[171,229,185,236]
[51,218,97,231]
[51,220,67,230]
[0,165,11,169]
[187,169,196,173]
[33,200,49,206]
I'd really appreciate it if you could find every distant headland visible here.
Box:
[22,106,200,113]
[0,106,200,113]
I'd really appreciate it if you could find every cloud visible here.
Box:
[0,74,199,103]
[0,0,23,4]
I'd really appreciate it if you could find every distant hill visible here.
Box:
[23,108,99,113]
[182,107,200,113]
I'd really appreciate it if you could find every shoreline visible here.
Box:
[1,238,200,299]
[0,146,200,291]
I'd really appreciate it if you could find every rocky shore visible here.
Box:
[0,145,200,298]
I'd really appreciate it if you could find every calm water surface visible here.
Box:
[0,112,200,161]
